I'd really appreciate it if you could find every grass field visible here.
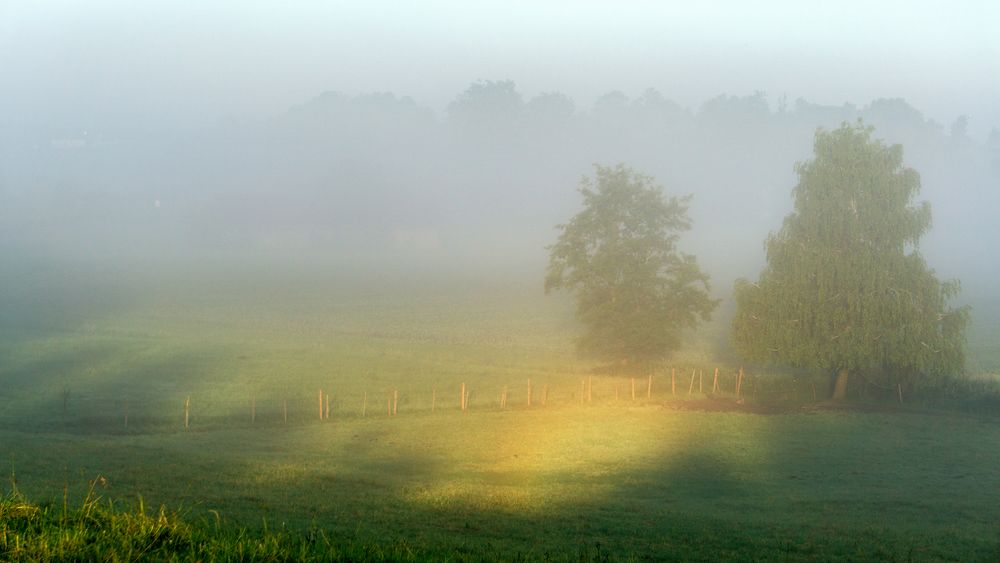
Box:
[2,271,1000,560]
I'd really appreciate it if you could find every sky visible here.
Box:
[1,0,998,138]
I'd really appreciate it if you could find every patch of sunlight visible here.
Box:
[400,407,703,513]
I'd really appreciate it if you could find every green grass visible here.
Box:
[0,279,732,434]
[5,407,1000,560]
[3,276,1000,560]
[0,485,431,562]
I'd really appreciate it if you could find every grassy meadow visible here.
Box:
[2,271,1000,560]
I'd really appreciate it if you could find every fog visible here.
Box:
[2,1,999,326]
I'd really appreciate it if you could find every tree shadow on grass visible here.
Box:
[0,342,235,434]
[6,405,1000,561]
[311,411,1000,561]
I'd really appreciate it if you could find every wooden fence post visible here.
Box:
[647,375,652,399]
[688,369,696,395]
[461,383,466,411]
[362,392,367,417]
[631,377,636,401]
[393,389,398,415]
[699,371,703,394]
[318,390,324,421]
[184,396,190,430]
[325,393,331,420]
[713,368,719,393]
[527,379,532,408]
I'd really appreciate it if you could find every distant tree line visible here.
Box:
[9,79,996,283]
[254,81,999,274]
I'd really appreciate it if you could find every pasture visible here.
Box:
[2,272,1000,560]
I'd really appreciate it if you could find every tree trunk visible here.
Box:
[831,369,849,401]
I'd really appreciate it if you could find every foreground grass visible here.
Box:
[0,489,433,562]
[6,487,998,562]
[5,406,1000,561]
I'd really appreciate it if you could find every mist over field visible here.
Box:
[2,3,997,298]
[2,1,999,428]
[3,81,999,360]
[4,92,998,271]
[2,3,1000,559]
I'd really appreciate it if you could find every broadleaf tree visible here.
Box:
[732,122,969,399]
[546,164,718,373]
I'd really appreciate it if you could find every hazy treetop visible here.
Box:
[2,1,997,138]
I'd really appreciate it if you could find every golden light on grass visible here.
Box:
[394,404,713,515]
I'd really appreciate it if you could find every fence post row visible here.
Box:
[65,367,764,432]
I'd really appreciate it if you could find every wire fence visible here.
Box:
[0,367,796,435]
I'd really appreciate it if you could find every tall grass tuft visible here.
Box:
[0,479,522,561]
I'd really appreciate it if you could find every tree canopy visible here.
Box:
[546,164,718,373]
[732,122,969,398]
